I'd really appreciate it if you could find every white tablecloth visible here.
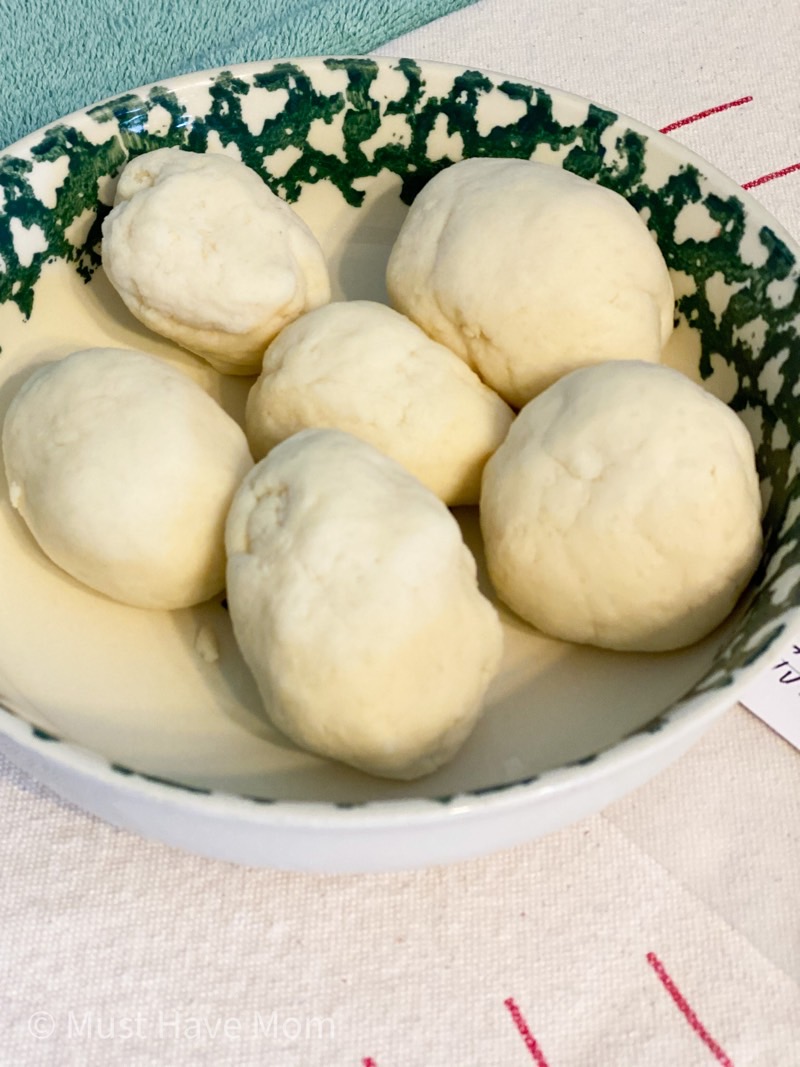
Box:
[4,2,800,1064]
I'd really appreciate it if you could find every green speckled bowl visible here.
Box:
[0,57,798,871]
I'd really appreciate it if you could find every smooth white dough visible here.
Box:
[102,147,331,374]
[480,361,763,651]
[386,157,675,407]
[2,347,254,609]
[245,300,514,505]
[225,429,503,779]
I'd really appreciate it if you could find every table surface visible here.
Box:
[3,1,800,1064]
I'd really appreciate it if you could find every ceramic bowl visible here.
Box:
[0,57,798,872]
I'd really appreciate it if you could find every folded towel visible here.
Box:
[0,0,478,149]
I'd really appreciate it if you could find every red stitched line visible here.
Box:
[646,952,734,1066]
[659,95,753,133]
[503,997,551,1067]
[362,1059,378,1066]
[742,161,800,188]
[659,94,798,189]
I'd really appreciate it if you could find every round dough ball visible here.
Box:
[480,361,763,651]
[225,429,503,779]
[3,347,254,609]
[245,300,514,505]
[386,157,674,407]
[102,147,331,374]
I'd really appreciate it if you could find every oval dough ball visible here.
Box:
[3,347,254,609]
[480,361,763,651]
[245,300,514,505]
[225,429,503,779]
[386,157,675,407]
[102,147,331,374]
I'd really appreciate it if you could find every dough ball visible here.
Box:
[102,147,330,374]
[3,347,253,609]
[386,157,675,407]
[480,361,763,651]
[245,300,514,505]
[225,429,503,779]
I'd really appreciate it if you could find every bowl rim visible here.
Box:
[0,666,771,827]
[0,54,796,830]
[5,53,799,253]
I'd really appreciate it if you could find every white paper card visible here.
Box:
[739,628,800,752]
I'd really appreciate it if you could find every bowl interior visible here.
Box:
[0,56,798,806]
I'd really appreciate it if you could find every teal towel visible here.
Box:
[0,0,477,149]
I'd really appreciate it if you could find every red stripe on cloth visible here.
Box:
[646,952,734,1066]
[743,161,800,188]
[659,96,752,133]
[503,997,551,1066]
